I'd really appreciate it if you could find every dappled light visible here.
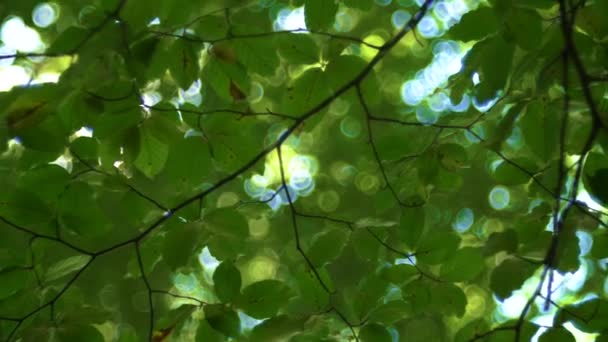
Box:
[1,0,608,341]
[32,3,58,28]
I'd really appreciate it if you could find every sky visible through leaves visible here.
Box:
[1,0,608,341]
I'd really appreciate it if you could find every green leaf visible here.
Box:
[483,230,518,256]
[438,143,468,170]
[213,261,242,303]
[591,231,608,259]
[93,108,142,140]
[484,321,538,342]
[490,258,537,300]
[554,298,608,333]
[585,168,608,207]
[194,15,228,41]
[455,319,490,342]
[492,158,535,185]
[439,247,484,282]
[304,0,338,31]
[360,323,391,342]
[47,27,90,54]
[238,279,293,319]
[538,328,575,342]
[281,67,332,114]
[307,228,350,267]
[162,221,201,270]
[58,182,108,236]
[518,100,559,161]
[196,320,224,342]
[397,206,426,249]
[278,33,320,65]
[429,282,467,317]
[203,208,249,260]
[416,231,460,265]
[505,8,543,51]
[18,164,70,203]
[449,6,499,41]
[44,255,91,282]
[368,300,411,325]
[249,315,306,342]
[134,124,170,179]
[0,270,32,300]
[204,304,240,338]
[233,36,279,76]
[475,35,515,101]
[381,264,417,285]
[343,0,372,10]
[169,38,200,89]
[57,324,104,342]
[396,316,446,342]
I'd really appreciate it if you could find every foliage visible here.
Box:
[1,0,608,341]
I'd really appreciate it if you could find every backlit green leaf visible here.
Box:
[213,261,241,303]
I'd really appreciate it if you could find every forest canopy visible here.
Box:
[1,0,608,341]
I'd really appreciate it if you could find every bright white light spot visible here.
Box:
[199,247,220,271]
[564,262,588,292]
[74,126,93,138]
[401,80,425,105]
[0,44,16,67]
[278,185,299,205]
[32,3,58,28]
[499,292,527,318]
[453,208,474,233]
[275,7,306,31]
[435,51,463,75]
[142,91,161,107]
[472,72,480,85]
[1,17,44,52]
[433,2,452,23]
[261,189,283,210]
[178,80,203,106]
[34,72,61,84]
[450,93,470,112]
[289,168,312,190]
[50,154,71,171]
[148,17,160,26]
[395,255,416,265]
[0,65,31,91]
[489,186,510,210]
[577,231,593,256]
[238,311,265,331]
[244,176,267,198]
[433,40,460,56]
[576,190,606,213]
[391,10,411,29]
[400,40,468,108]
[418,16,440,38]
[473,96,499,113]
[449,0,469,20]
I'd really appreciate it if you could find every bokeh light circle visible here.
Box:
[32,3,58,28]
[489,186,510,210]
